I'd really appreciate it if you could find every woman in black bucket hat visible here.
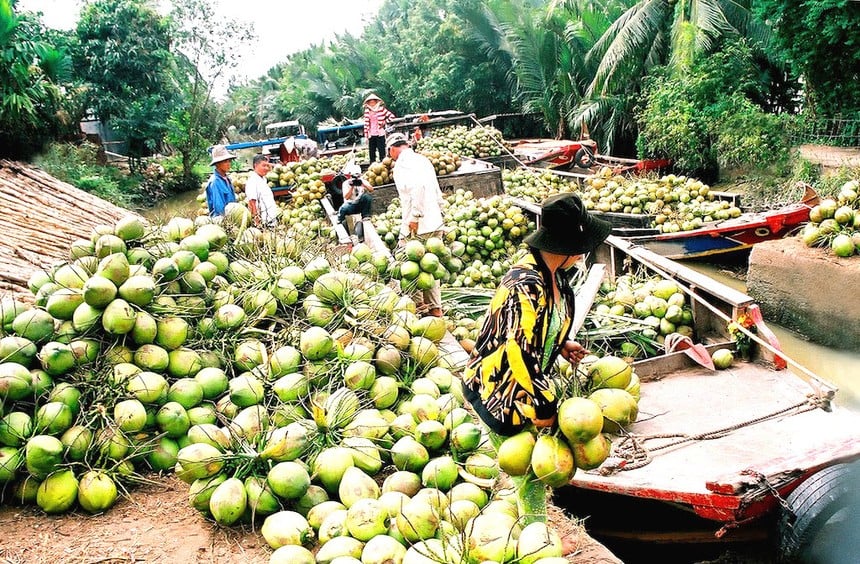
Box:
[462,192,612,436]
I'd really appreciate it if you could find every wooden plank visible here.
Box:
[571,264,605,336]
[319,196,352,245]
[439,331,470,370]
[360,219,392,259]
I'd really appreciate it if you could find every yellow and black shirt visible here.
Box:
[462,250,575,435]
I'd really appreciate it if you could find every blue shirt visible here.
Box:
[206,171,236,216]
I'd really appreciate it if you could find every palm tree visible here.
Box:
[458,0,617,139]
[572,0,772,152]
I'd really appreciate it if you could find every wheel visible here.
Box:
[778,461,860,562]
[574,147,595,168]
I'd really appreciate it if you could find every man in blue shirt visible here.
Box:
[206,145,237,216]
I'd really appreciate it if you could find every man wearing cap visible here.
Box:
[363,93,395,163]
[206,145,237,217]
[462,192,612,436]
[387,133,446,317]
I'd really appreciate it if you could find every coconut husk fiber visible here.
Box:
[0,160,141,301]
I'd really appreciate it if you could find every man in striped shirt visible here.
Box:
[363,93,395,163]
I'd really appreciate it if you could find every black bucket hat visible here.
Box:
[524,192,612,255]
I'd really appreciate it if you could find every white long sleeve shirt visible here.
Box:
[392,148,445,237]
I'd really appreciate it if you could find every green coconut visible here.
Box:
[118,275,156,307]
[77,470,118,513]
[0,335,37,365]
[133,344,170,372]
[96,252,130,286]
[155,317,189,350]
[12,309,55,344]
[72,302,102,333]
[38,341,76,376]
[0,362,33,401]
[130,311,158,345]
[81,275,117,308]
[36,468,79,514]
[52,263,90,289]
[151,257,180,282]
[45,288,84,321]
[102,299,137,335]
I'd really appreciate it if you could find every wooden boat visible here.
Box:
[558,235,860,558]
[341,175,858,558]
[513,184,819,260]
[508,138,671,173]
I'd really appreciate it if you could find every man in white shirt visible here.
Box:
[387,133,446,317]
[245,154,279,228]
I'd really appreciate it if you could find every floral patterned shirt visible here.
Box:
[462,250,575,435]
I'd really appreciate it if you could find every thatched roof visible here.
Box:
[0,159,140,300]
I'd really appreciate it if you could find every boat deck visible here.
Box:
[572,359,860,521]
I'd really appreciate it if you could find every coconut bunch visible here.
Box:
[374,190,534,289]
[0,207,343,516]
[364,159,395,187]
[0,212,242,515]
[385,237,465,294]
[799,179,860,257]
[417,149,462,177]
[0,201,582,561]
[495,354,641,490]
[581,171,740,233]
[583,273,695,360]
[442,192,534,288]
[502,167,576,203]
[415,124,508,159]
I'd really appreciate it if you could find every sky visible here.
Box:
[17,0,384,84]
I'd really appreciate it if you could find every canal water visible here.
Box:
[689,262,860,409]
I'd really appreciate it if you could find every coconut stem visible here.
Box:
[489,431,547,525]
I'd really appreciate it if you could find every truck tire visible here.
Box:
[574,147,595,168]
[778,461,860,562]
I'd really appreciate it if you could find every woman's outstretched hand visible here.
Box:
[560,339,588,364]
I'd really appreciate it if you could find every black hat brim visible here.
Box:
[524,212,612,255]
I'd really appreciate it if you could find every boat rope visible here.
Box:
[598,393,829,474]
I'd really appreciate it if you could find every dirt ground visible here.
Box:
[0,474,621,564]
[796,144,860,170]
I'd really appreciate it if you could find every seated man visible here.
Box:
[321,168,345,209]
[337,164,374,243]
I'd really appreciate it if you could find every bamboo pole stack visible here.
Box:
[0,160,142,300]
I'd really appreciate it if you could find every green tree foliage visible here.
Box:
[0,0,73,158]
[165,0,252,190]
[753,0,860,117]
[458,0,620,139]
[227,0,514,137]
[637,42,791,180]
[368,0,513,118]
[576,0,774,153]
[74,0,177,168]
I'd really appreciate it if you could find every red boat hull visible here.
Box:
[623,204,812,260]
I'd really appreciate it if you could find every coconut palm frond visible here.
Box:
[690,0,735,55]
[718,0,773,50]
[587,0,671,98]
